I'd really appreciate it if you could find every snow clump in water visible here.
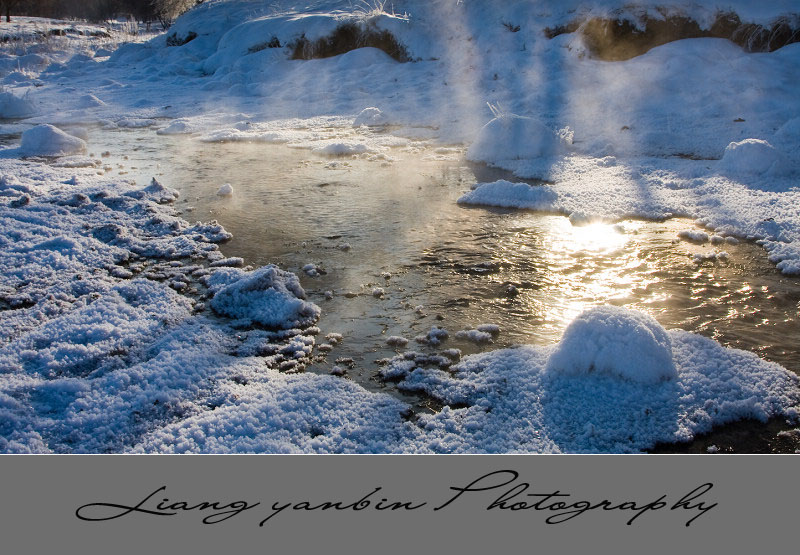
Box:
[207,265,321,329]
[545,306,677,384]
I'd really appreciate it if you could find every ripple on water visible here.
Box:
[93,129,800,434]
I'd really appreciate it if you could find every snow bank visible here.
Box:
[207,266,321,328]
[19,124,86,157]
[545,306,677,384]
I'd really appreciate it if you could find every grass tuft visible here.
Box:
[165,31,197,47]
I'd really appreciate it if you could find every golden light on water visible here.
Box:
[500,214,667,341]
[558,220,630,252]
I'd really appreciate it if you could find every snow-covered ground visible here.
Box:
[1,1,799,453]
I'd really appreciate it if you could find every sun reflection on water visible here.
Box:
[500,215,670,341]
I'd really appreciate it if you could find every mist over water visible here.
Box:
[96,127,800,398]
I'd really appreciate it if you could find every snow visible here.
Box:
[458,180,559,211]
[302,263,321,277]
[353,107,388,127]
[0,90,36,118]
[677,229,710,243]
[466,113,572,170]
[157,120,195,135]
[455,329,493,344]
[545,306,677,384]
[693,250,730,264]
[0,2,799,453]
[368,304,800,453]
[207,266,321,329]
[718,139,795,176]
[415,327,449,346]
[19,124,87,157]
[386,336,409,348]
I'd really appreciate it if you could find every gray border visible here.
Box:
[2,454,796,553]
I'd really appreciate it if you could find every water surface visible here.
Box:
[87,127,800,451]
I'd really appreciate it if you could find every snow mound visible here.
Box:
[19,124,87,157]
[545,306,677,384]
[718,139,794,176]
[457,180,559,210]
[466,114,571,164]
[353,107,387,127]
[0,91,36,118]
[208,265,321,329]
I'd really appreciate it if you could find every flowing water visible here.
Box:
[41,126,800,451]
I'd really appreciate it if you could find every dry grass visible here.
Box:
[545,11,800,61]
[288,22,411,62]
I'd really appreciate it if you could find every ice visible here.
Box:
[216,183,234,196]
